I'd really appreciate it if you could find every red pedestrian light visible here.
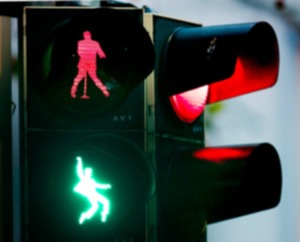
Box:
[25,7,154,129]
[70,30,109,99]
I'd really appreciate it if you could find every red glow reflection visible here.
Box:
[207,56,278,103]
[70,31,109,99]
[169,85,209,124]
[193,147,254,164]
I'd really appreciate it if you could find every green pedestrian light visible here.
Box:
[73,156,112,224]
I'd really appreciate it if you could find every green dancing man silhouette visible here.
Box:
[74,156,111,224]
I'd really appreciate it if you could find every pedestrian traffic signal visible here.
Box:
[26,6,154,129]
[24,6,155,242]
[26,132,155,242]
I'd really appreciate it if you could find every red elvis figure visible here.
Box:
[70,31,109,99]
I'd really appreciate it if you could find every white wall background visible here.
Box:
[134,0,300,241]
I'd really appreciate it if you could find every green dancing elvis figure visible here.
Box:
[74,156,111,224]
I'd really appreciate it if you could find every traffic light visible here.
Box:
[145,14,282,242]
[164,143,281,242]
[24,6,155,242]
[22,4,282,242]
[160,20,279,125]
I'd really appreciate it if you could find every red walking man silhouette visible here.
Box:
[70,31,109,99]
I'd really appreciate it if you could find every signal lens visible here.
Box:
[169,85,209,123]
[193,146,253,164]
